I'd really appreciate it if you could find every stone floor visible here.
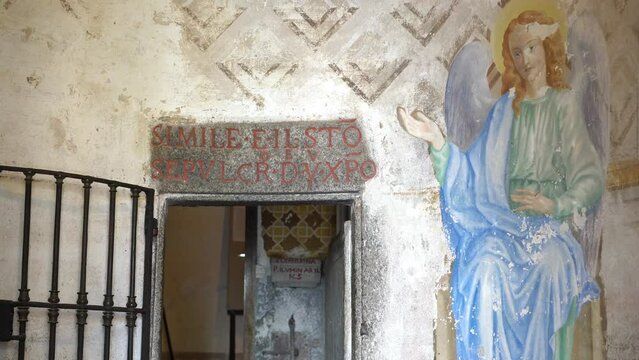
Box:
[161,352,243,360]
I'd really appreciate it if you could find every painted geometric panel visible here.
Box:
[274,0,358,50]
[174,0,246,51]
[217,61,298,108]
[391,0,460,47]
[436,16,490,70]
[608,49,639,161]
[329,33,411,104]
[216,28,299,108]
[262,205,337,259]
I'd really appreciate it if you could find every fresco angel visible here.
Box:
[397,2,609,359]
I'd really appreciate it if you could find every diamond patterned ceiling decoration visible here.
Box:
[391,0,460,48]
[329,32,411,104]
[262,208,277,228]
[609,52,639,154]
[282,210,302,228]
[304,235,323,251]
[216,28,298,108]
[59,0,81,19]
[262,205,337,259]
[304,210,324,230]
[274,0,358,51]
[174,0,246,51]
[436,16,489,70]
[217,61,298,108]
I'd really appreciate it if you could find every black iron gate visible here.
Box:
[0,165,155,360]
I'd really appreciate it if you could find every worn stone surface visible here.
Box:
[601,186,639,359]
[0,0,638,359]
[150,120,376,193]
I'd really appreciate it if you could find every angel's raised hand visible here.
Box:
[396,107,446,150]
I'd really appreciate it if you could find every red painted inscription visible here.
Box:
[150,120,377,190]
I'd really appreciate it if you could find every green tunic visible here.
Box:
[431,88,604,219]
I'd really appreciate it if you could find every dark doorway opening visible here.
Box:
[160,202,353,360]
[161,206,245,360]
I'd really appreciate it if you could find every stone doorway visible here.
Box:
[153,193,363,360]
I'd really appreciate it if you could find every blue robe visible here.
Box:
[439,91,600,359]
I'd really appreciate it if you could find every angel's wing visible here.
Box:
[568,15,610,278]
[444,41,496,150]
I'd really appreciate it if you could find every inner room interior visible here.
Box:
[161,203,351,360]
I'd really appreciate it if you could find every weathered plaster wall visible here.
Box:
[1,1,638,359]
[601,187,639,359]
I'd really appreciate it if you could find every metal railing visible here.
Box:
[0,165,155,360]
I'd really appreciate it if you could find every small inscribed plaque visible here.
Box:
[150,119,377,193]
[270,258,321,288]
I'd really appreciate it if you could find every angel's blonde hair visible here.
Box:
[501,10,570,115]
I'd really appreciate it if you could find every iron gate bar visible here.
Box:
[103,184,117,360]
[141,191,154,359]
[14,301,146,313]
[48,175,64,360]
[18,171,34,360]
[126,189,141,360]
[76,178,92,360]
[0,165,153,189]
[0,165,155,360]
[0,301,19,341]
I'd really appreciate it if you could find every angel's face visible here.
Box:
[508,26,547,88]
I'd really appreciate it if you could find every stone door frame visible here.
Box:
[150,192,364,360]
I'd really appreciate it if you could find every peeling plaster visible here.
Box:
[152,11,173,26]
[118,93,131,105]
[26,73,42,88]
[59,0,80,19]
[20,27,34,41]
[49,117,78,153]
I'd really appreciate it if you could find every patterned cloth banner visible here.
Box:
[261,205,337,259]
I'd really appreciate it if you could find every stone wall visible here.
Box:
[601,187,639,359]
[1,0,638,359]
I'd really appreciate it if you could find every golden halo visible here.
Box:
[491,0,568,74]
